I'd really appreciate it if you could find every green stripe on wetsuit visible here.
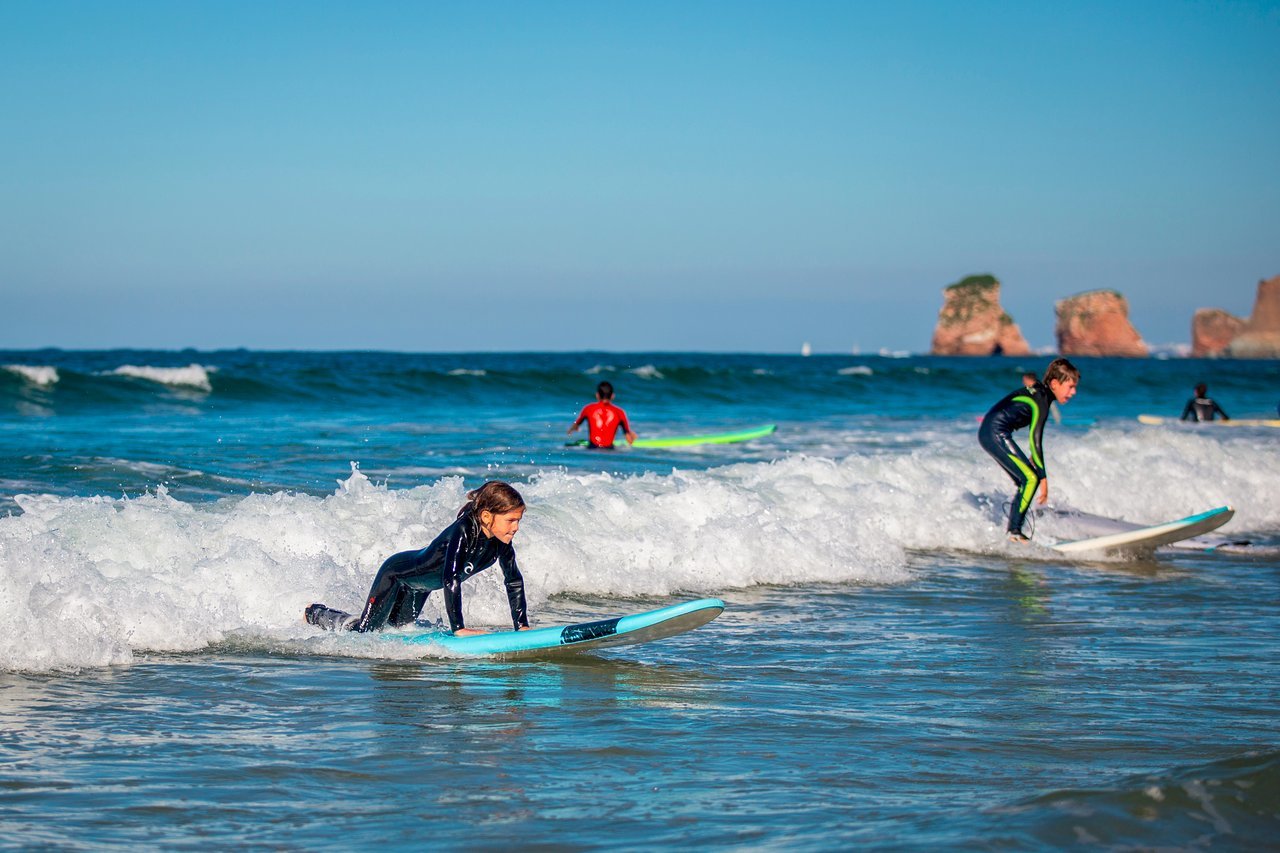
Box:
[1006,451,1039,512]
[1012,395,1043,471]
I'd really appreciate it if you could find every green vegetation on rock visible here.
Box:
[945,274,999,294]
[940,274,1001,325]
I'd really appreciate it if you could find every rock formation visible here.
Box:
[1191,308,1246,357]
[1054,290,1148,357]
[1225,275,1280,358]
[930,274,1031,356]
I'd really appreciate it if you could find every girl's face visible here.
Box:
[480,507,524,544]
[1049,377,1078,405]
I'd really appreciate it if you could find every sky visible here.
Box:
[2,0,1278,353]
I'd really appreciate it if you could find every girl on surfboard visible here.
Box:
[305,481,532,636]
[978,358,1080,543]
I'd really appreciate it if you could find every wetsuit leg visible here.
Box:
[979,428,1040,535]
[351,551,419,633]
[352,551,440,632]
[388,589,430,628]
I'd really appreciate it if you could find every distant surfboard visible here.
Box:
[567,424,777,449]
[1138,414,1280,428]
[392,598,725,659]
[1050,506,1234,555]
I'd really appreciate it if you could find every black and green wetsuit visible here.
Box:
[978,381,1055,536]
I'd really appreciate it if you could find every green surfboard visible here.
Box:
[567,423,776,449]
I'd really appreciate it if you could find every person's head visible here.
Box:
[458,481,526,544]
[596,381,615,401]
[1195,382,1208,397]
[1043,358,1080,405]
[1021,372,1038,389]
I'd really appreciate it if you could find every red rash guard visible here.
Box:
[577,401,630,447]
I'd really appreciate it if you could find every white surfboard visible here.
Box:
[1051,506,1234,555]
[1041,504,1270,555]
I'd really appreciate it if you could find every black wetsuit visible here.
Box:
[305,513,528,633]
[978,381,1055,536]
[1181,396,1229,422]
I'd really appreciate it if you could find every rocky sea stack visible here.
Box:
[1225,275,1280,358]
[1055,290,1148,357]
[1191,308,1247,357]
[930,274,1030,356]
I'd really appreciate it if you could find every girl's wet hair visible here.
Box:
[458,481,525,519]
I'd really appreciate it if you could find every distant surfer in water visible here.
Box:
[1181,382,1229,422]
[567,381,636,448]
[305,481,531,636]
[979,358,1080,542]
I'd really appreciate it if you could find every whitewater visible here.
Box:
[4,420,1277,673]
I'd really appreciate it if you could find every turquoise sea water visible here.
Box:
[2,351,1279,848]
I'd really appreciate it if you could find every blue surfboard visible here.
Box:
[393,598,725,659]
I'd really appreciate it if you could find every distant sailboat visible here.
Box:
[801,342,812,357]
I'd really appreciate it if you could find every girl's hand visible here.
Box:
[1037,479,1049,505]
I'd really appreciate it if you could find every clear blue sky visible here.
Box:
[2,0,1278,352]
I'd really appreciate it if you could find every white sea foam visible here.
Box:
[2,425,1277,673]
[109,363,215,390]
[447,368,487,376]
[3,365,59,386]
[585,361,666,380]
[837,366,873,376]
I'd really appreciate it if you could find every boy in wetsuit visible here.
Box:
[305,481,530,636]
[1181,383,1230,422]
[979,358,1080,542]
[567,381,636,448]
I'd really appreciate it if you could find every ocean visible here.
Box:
[2,350,1278,849]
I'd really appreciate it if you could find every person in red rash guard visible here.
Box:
[567,381,637,449]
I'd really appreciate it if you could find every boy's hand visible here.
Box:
[1037,479,1049,504]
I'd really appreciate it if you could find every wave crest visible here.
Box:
[3,365,59,386]
[108,363,215,390]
